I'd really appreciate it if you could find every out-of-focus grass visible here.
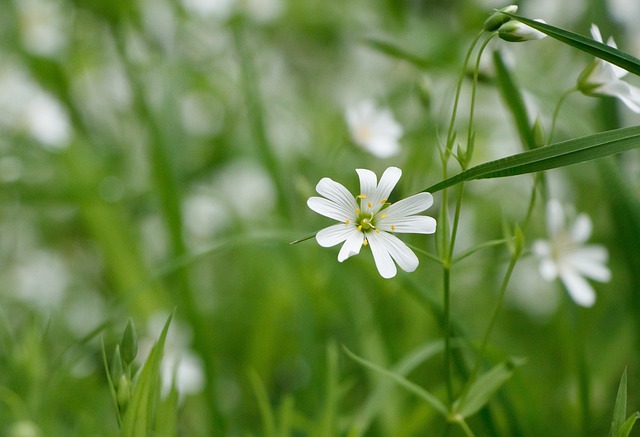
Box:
[1,0,639,436]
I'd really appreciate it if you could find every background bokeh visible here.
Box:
[1,0,640,435]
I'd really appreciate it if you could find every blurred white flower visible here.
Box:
[577,24,640,113]
[307,167,436,278]
[12,250,69,310]
[345,100,402,158]
[24,92,71,149]
[532,200,610,307]
[16,0,67,57]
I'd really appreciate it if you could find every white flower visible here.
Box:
[532,200,610,307]
[577,24,640,113]
[307,167,436,278]
[345,100,402,158]
[498,19,547,42]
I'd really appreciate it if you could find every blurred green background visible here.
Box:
[1,0,640,435]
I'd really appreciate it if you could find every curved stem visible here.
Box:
[548,86,578,144]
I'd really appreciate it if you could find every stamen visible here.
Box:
[357,225,363,231]
[381,213,386,219]
[355,208,360,215]
[367,202,372,208]
[345,219,350,225]
[375,229,380,234]
[391,224,395,231]
[363,238,368,246]
[358,194,366,199]
[381,198,387,204]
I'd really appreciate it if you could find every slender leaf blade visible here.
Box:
[454,358,523,418]
[424,125,640,193]
[493,50,535,150]
[501,13,640,77]
[342,345,448,416]
[610,367,628,437]
[616,413,640,437]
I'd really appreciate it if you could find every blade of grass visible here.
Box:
[424,125,640,193]
[501,13,640,76]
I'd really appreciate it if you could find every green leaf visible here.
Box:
[617,413,640,437]
[424,125,640,193]
[342,345,448,417]
[493,50,536,150]
[453,358,523,418]
[120,313,173,437]
[363,36,431,69]
[501,13,640,77]
[610,367,628,437]
[349,340,449,435]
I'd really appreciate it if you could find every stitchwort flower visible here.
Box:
[577,24,640,113]
[345,100,402,158]
[307,167,436,278]
[532,200,610,307]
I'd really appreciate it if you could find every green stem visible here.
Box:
[548,87,578,144]
[443,266,453,404]
[455,249,520,409]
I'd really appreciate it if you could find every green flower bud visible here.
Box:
[120,318,138,365]
[498,20,547,42]
[532,116,545,148]
[116,374,131,408]
[483,5,518,32]
[110,344,124,388]
[512,223,525,258]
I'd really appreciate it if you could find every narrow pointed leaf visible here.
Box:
[493,50,536,150]
[616,413,640,437]
[501,13,640,77]
[610,367,628,437]
[342,345,448,416]
[364,36,431,69]
[454,358,523,418]
[424,125,640,193]
[121,313,173,437]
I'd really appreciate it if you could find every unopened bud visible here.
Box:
[484,5,518,32]
[532,116,545,148]
[110,345,124,387]
[120,318,138,365]
[498,20,547,42]
[117,374,131,408]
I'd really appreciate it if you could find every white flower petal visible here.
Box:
[369,167,402,213]
[532,240,551,257]
[571,214,592,243]
[539,258,558,281]
[590,23,603,43]
[365,231,397,279]
[338,230,365,262]
[368,231,419,276]
[381,192,433,222]
[315,177,359,212]
[596,80,640,113]
[316,224,356,248]
[378,216,436,234]
[307,197,353,222]
[560,270,596,307]
[356,168,377,206]
[566,249,611,283]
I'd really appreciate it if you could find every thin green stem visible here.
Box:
[549,86,578,144]
[443,266,453,404]
[455,250,520,409]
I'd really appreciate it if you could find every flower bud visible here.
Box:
[116,374,132,408]
[120,318,138,365]
[532,116,545,148]
[110,345,124,388]
[498,20,547,42]
[484,5,518,32]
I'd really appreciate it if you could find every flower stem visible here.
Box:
[548,86,578,144]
